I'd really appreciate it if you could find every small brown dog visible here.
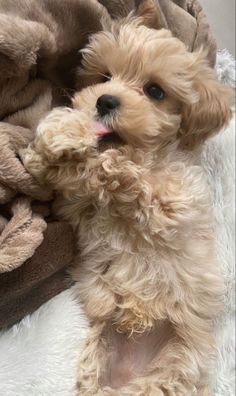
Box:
[23,1,233,394]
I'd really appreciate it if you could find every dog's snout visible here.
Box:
[96,95,120,117]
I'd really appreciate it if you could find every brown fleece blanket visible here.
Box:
[0,0,217,329]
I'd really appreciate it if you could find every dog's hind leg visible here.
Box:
[77,322,108,396]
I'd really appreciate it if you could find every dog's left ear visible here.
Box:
[179,53,233,149]
[135,0,166,29]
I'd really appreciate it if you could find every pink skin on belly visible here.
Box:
[100,321,174,389]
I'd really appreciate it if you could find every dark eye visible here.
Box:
[144,83,165,100]
[101,73,111,83]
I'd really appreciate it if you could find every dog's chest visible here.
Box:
[79,207,135,254]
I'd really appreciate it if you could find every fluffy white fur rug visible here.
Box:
[0,50,235,396]
[0,290,88,396]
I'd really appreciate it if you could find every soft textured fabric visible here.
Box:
[0,49,234,396]
[0,222,75,328]
[201,49,235,396]
[0,289,88,396]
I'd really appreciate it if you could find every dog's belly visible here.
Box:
[100,320,174,389]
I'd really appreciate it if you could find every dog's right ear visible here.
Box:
[135,0,166,29]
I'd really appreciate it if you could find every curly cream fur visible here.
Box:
[22,3,233,395]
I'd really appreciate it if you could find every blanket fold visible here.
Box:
[0,222,75,328]
[0,122,52,201]
[0,0,217,329]
[0,198,47,273]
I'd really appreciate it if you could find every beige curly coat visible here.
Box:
[22,1,233,394]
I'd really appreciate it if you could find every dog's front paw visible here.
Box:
[35,107,98,161]
[20,145,49,184]
[21,107,100,186]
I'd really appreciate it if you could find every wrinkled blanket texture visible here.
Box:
[0,0,217,328]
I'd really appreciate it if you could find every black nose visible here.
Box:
[96,95,120,117]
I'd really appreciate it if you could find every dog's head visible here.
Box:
[22,0,234,191]
[74,0,233,151]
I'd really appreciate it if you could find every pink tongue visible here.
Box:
[94,121,111,137]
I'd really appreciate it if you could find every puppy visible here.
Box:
[22,1,233,394]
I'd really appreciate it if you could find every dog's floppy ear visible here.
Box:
[179,53,233,149]
[135,0,166,29]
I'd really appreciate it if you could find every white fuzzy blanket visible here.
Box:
[0,50,235,396]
